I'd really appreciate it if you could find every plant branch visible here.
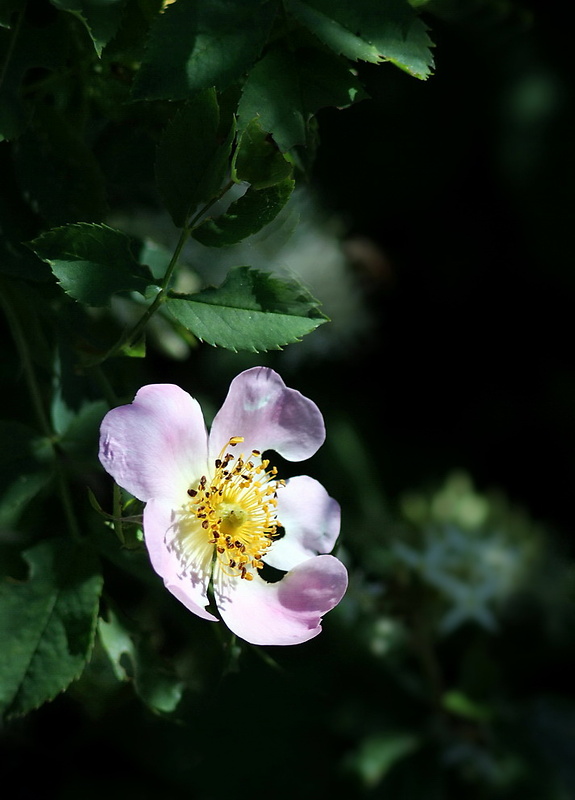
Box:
[84,181,235,367]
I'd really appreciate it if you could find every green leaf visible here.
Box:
[29,223,155,307]
[0,422,53,529]
[155,90,235,227]
[238,45,367,152]
[192,178,295,247]
[49,0,128,56]
[442,689,493,722]
[233,118,294,188]
[132,0,277,100]
[346,732,420,789]
[165,266,327,352]
[285,0,434,80]
[0,539,103,719]
[99,609,184,714]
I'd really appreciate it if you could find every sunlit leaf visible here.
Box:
[285,0,434,80]
[165,266,327,352]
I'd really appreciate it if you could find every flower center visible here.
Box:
[186,437,284,580]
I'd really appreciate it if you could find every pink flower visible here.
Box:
[99,367,347,645]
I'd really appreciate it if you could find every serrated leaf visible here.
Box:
[233,118,293,188]
[50,0,128,56]
[155,90,235,227]
[192,179,294,247]
[285,0,434,80]
[29,223,155,307]
[132,0,277,100]
[238,45,367,151]
[99,609,184,714]
[0,539,103,719]
[165,266,327,352]
[0,422,53,529]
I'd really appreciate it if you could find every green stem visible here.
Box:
[0,283,52,438]
[85,181,235,368]
[186,180,235,234]
[112,482,125,545]
[0,281,82,542]
[56,464,82,543]
[89,364,119,409]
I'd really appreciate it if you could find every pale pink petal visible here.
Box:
[208,367,325,464]
[99,384,209,502]
[266,476,341,571]
[143,498,217,622]
[214,555,348,645]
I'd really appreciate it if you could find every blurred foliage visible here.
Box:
[1,0,574,799]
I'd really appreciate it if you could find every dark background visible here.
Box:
[311,0,575,544]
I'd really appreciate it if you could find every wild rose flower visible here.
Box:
[99,367,347,645]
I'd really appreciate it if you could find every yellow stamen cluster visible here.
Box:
[186,437,284,580]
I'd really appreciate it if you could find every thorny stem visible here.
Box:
[86,180,235,367]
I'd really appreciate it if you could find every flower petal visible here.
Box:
[215,555,348,645]
[99,384,209,501]
[208,367,325,463]
[144,498,217,622]
[266,476,341,571]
